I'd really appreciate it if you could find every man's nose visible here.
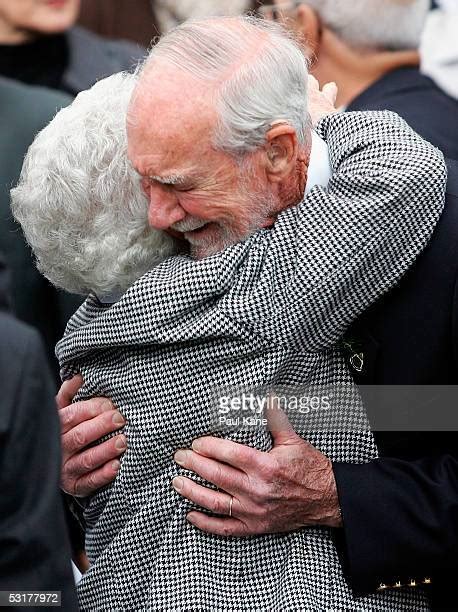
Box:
[147,185,186,230]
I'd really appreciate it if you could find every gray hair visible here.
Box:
[306,0,430,50]
[11,72,177,297]
[142,15,311,157]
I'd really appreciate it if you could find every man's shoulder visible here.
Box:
[405,159,458,265]
[446,159,458,198]
[347,66,458,159]
[349,66,453,107]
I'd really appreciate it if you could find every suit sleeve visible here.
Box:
[220,111,446,351]
[333,447,458,594]
[0,318,78,611]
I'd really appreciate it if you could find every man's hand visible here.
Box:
[171,402,342,536]
[57,375,126,497]
[307,74,338,127]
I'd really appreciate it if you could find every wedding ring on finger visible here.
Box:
[228,495,234,518]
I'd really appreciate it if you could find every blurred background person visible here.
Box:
[421,0,458,100]
[268,0,458,159]
[78,0,160,47]
[0,0,147,380]
[260,2,458,608]
[78,0,266,45]
[0,9,143,568]
[152,0,252,34]
[0,253,78,611]
[0,0,145,96]
[0,75,86,571]
[0,76,76,379]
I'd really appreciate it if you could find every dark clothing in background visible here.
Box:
[79,0,160,48]
[0,27,145,561]
[0,76,80,379]
[62,26,145,95]
[0,251,11,312]
[347,66,458,160]
[0,312,78,611]
[336,162,458,612]
[0,26,145,376]
[78,0,261,44]
[0,26,145,96]
[335,70,458,610]
[0,35,68,92]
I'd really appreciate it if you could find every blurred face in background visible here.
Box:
[0,0,80,43]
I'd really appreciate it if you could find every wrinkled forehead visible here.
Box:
[127,67,219,169]
[128,60,215,125]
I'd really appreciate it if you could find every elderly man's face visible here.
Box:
[127,70,277,259]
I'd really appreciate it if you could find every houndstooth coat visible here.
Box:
[57,111,446,612]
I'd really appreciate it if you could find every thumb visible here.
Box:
[307,73,320,91]
[56,373,84,409]
[266,395,300,445]
[322,81,338,106]
[296,4,309,27]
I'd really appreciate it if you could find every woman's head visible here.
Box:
[0,0,80,43]
[11,71,178,297]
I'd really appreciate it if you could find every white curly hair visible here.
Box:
[11,72,178,298]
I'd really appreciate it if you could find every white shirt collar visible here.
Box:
[304,131,332,195]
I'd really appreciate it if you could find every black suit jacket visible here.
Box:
[0,251,10,312]
[333,156,458,610]
[0,312,78,611]
[347,66,458,160]
[0,76,82,380]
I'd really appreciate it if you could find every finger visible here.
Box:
[296,3,308,21]
[262,7,274,21]
[190,437,267,473]
[63,434,126,478]
[266,396,299,445]
[172,476,238,517]
[56,374,84,410]
[307,74,319,91]
[71,460,121,498]
[174,449,246,493]
[322,81,338,105]
[186,512,251,537]
[59,397,116,435]
[62,410,126,460]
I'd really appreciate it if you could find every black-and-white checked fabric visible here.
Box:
[57,111,446,612]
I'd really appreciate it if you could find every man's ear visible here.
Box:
[296,4,321,57]
[264,124,298,184]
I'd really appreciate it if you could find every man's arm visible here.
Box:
[162,108,449,543]
[333,447,458,593]
[220,109,446,351]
